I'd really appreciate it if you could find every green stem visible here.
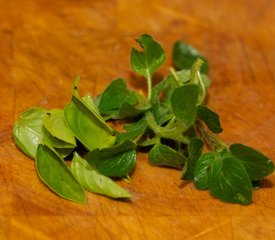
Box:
[197,121,228,152]
[146,71,152,101]
[146,112,189,144]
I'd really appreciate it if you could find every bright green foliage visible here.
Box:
[36,144,86,203]
[43,109,76,147]
[13,34,274,205]
[64,79,116,151]
[71,153,131,199]
[13,108,47,159]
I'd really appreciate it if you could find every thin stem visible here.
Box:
[169,67,181,86]
[197,121,228,152]
[146,112,189,144]
[146,71,152,101]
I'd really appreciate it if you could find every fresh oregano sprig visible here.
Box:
[13,34,274,205]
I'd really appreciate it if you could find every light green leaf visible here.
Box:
[64,78,116,151]
[71,153,131,199]
[36,144,86,203]
[43,109,76,147]
[13,108,47,159]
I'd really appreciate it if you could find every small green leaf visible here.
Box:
[64,79,116,151]
[71,153,131,199]
[208,155,252,205]
[36,144,86,203]
[148,142,186,169]
[172,41,209,73]
[13,108,47,159]
[85,140,136,177]
[170,84,200,128]
[230,143,274,181]
[98,78,137,115]
[130,34,166,78]
[194,152,216,190]
[82,94,101,116]
[116,117,148,143]
[43,109,76,147]
[182,138,204,180]
[197,105,223,134]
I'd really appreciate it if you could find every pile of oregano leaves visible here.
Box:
[13,34,274,205]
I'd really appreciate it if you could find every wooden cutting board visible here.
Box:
[1,0,275,239]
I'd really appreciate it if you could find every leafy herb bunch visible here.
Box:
[13,34,274,205]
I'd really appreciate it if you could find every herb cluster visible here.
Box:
[13,34,274,205]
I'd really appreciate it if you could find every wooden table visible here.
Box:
[1,0,275,239]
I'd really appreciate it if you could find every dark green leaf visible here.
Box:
[85,140,136,177]
[194,152,216,190]
[230,143,274,181]
[71,153,131,199]
[182,138,204,180]
[116,117,148,143]
[98,78,137,115]
[13,108,47,159]
[130,34,166,78]
[197,105,223,134]
[118,101,150,119]
[36,144,86,203]
[170,84,199,128]
[172,41,209,73]
[64,79,116,151]
[148,142,186,169]
[208,155,252,205]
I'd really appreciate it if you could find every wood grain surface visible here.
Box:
[1,0,275,239]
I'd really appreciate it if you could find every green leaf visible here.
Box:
[130,34,166,78]
[82,94,101,116]
[43,109,76,147]
[194,152,216,190]
[85,140,136,177]
[170,84,200,128]
[116,117,148,143]
[148,142,186,169]
[230,143,274,181]
[64,79,116,151]
[208,154,252,205]
[35,144,86,203]
[118,101,150,119]
[172,41,209,73]
[182,138,204,180]
[98,78,137,115]
[197,105,223,134]
[13,108,47,159]
[71,153,131,199]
